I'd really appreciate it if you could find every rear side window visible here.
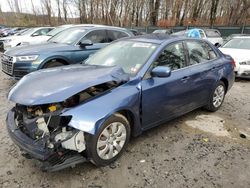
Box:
[107,30,129,42]
[84,30,107,43]
[186,41,217,65]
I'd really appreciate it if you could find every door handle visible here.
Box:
[181,76,190,81]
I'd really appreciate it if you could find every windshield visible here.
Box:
[20,28,37,36]
[85,41,159,75]
[47,26,71,36]
[205,30,221,37]
[223,38,250,50]
[48,27,85,44]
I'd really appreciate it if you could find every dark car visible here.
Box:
[6,34,235,171]
[1,25,133,79]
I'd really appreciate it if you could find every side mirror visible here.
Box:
[79,40,93,48]
[151,66,171,78]
[215,43,221,48]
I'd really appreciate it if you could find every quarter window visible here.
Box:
[84,30,107,43]
[186,41,217,65]
[107,30,129,42]
[154,42,186,71]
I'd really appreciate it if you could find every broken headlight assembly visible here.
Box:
[13,81,120,152]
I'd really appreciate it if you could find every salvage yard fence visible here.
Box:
[129,26,250,37]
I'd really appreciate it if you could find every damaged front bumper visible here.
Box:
[6,109,87,171]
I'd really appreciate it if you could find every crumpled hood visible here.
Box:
[219,48,250,62]
[8,65,129,105]
[5,42,70,56]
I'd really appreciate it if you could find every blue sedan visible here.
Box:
[6,34,235,171]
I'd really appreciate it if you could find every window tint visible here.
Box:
[107,30,129,42]
[84,30,107,43]
[186,41,217,65]
[154,42,186,71]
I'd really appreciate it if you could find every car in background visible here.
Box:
[16,25,74,47]
[6,34,234,171]
[0,28,12,37]
[153,29,173,35]
[220,36,250,78]
[1,25,133,79]
[223,34,250,44]
[14,28,30,36]
[172,28,223,46]
[0,27,25,37]
[0,27,55,51]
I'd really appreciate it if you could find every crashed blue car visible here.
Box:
[6,34,235,171]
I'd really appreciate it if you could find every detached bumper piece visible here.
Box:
[6,109,86,171]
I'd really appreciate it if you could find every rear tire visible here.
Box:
[204,81,226,112]
[85,113,131,166]
[43,60,65,68]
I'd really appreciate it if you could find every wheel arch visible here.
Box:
[220,77,228,93]
[93,108,141,137]
[39,56,70,69]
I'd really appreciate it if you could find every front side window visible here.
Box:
[83,30,107,43]
[154,42,186,71]
[107,30,129,42]
[186,41,217,65]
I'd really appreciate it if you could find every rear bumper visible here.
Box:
[6,109,87,171]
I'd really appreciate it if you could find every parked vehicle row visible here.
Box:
[172,28,224,46]
[1,25,133,79]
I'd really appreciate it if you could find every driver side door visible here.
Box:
[72,29,109,63]
[141,41,195,129]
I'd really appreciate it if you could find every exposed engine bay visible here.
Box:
[11,81,120,171]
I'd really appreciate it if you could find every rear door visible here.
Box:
[183,40,221,107]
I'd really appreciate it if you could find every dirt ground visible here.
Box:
[0,72,250,188]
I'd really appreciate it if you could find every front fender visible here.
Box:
[61,82,141,135]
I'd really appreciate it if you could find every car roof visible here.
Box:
[233,36,250,39]
[66,24,130,32]
[122,33,182,44]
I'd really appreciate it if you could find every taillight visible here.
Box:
[231,59,236,68]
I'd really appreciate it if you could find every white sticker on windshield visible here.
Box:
[132,43,152,48]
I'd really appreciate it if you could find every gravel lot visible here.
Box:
[0,71,250,188]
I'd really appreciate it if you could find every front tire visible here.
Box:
[205,81,226,112]
[85,113,131,166]
[43,60,65,68]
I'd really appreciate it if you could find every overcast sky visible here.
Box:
[0,0,40,13]
[0,0,78,17]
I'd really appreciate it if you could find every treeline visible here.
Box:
[0,0,249,27]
